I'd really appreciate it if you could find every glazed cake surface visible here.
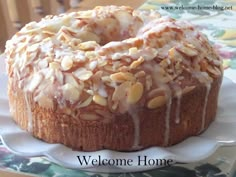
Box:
[5,6,223,151]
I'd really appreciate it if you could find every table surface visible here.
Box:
[1,0,236,176]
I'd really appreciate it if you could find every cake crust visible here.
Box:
[5,6,223,151]
[8,75,222,151]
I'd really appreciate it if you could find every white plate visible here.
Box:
[0,64,236,172]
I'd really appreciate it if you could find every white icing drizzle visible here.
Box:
[173,85,182,124]
[164,96,172,146]
[128,107,142,150]
[192,71,213,133]
[24,93,33,132]
[145,63,173,146]
[175,93,182,124]
[201,83,211,132]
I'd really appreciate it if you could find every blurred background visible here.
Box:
[0,0,145,52]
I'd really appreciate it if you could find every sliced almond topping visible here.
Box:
[69,38,82,48]
[27,43,39,52]
[147,95,166,109]
[55,70,64,85]
[37,94,54,109]
[134,71,146,78]
[93,94,107,106]
[207,65,222,77]
[147,88,165,99]
[49,62,60,70]
[185,43,196,49]
[95,110,112,119]
[80,113,100,121]
[77,96,93,108]
[127,82,144,104]
[101,76,112,82]
[168,47,176,60]
[57,32,71,42]
[130,57,144,69]
[73,68,93,81]
[77,31,100,44]
[61,56,73,71]
[85,51,98,59]
[177,45,198,57]
[42,30,55,36]
[79,41,98,50]
[38,59,49,69]
[182,86,196,94]
[98,60,107,67]
[86,90,94,95]
[110,72,135,83]
[65,74,80,88]
[88,60,98,70]
[111,101,119,110]
[61,83,81,102]
[129,47,138,55]
[114,10,133,31]
[160,59,170,68]
[104,65,115,72]
[28,73,43,92]
[112,81,131,101]
[76,11,93,18]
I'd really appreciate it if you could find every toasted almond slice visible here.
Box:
[168,47,176,60]
[147,96,166,109]
[134,71,146,78]
[207,65,222,77]
[127,82,144,104]
[77,31,100,44]
[73,68,93,81]
[95,110,113,119]
[76,11,93,18]
[37,94,54,109]
[65,74,80,88]
[182,86,196,94]
[88,60,98,70]
[129,47,138,55]
[85,51,98,59]
[61,83,81,102]
[101,76,112,83]
[111,101,119,110]
[112,81,131,101]
[147,88,165,99]
[27,43,39,52]
[55,70,64,85]
[49,62,60,70]
[61,56,73,71]
[110,72,135,82]
[77,96,93,108]
[130,57,144,69]
[114,10,133,31]
[160,59,170,68]
[177,45,198,57]
[80,113,100,121]
[93,94,107,106]
[38,59,49,69]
